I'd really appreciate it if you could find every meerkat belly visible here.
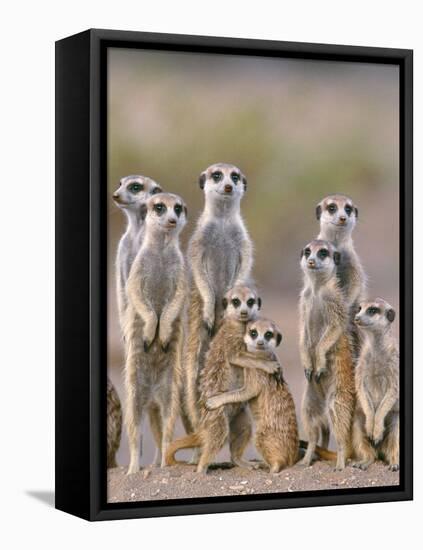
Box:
[307,306,326,353]
[365,372,389,409]
[143,254,179,314]
[203,224,243,296]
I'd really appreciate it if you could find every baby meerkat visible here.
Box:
[113,175,163,330]
[206,318,299,473]
[352,298,399,471]
[299,239,355,470]
[107,377,122,468]
[124,193,188,474]
[166,285,279,473]
[184,163,253,431]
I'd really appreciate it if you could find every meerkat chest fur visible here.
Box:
[360,338,399,409]
[199,217,248,295]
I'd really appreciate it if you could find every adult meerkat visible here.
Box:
[206,318,299,473]
[299,239,355,470]
[124,193,187,474]
[107,377,122,468]
[352,298,399,471]
[113,175,163,330]
[185,163,253,430]
[316,194,366,357]
[166,286,279,473]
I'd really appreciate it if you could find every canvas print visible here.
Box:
[106,48,400,503]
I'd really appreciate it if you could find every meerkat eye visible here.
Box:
[151,187,162,195]
[367,307,379,316]
[246,298,255,308]
[211,171,223,182]
[174,204,182,216]
[128,182,143,193]
[318,249,329,259]
[232,298,241,308]
[154,203,165,214]
[249,329,258,339]
[327,203,337,214]
[231,172,240,184]
[264,331,274,341]
[304,248,311,258]
[345,204,352,216]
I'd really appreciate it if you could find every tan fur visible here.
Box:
[107,377,122,468]
[207,319,299,473]
[299,240,355,470]
[124,193,188,474]
[166,286,277,472]
[184,164,253,430]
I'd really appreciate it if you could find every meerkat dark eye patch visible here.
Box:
[318,248,329,259]
[174,204,182,217]
[249,329,258,339]
[344,204,353,216]
[230,172,240,184]
[153,203,166,215]
[232,298,241,308]
[367,306,380,316]
[303,248,311,258]
[246,298,255,308]
[386,308,396,322]
[128,182,143,193]
[211,171,223,182]
[264,331,273,341]
[151,186,162,195]
[327,203,337,214]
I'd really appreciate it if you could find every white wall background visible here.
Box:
[0,1,420,548]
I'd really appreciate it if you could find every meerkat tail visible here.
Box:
[165,433,201,466]
[299,440,338,461]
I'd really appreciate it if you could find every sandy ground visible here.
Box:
[107,461,399,503]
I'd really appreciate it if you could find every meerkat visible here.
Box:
[107,377,122,468]
[166,286,279,473]
[185,163,253,431]
[123,192,187,474]
[316,194,366,358]
[351,298,399,471]
[206,318,299,473]
[299,239,355,470]
[113,175,163,330]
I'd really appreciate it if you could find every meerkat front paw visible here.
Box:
[372,425,384,446]
[272,366,284,384]
[314,368,328,383]
[389,463,399,472]
[143,319,158,351]
[206,396,222,410]
[365,419,374,440]
[304,368,313,382]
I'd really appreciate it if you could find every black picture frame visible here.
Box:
[55,28,413,521]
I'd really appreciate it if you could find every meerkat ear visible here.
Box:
[184,205,188,219]
[276,333,282,347]
[257,297,262,310]
[222,298,228,309]
[354,207,359,219]
[198,172,206,190]
[140,203,148,220]
[333,251,341,265]
[300,248,305,259]
[386,308,396,323]
[316,204,322,220]
[242,175,247,191]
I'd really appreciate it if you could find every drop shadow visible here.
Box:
[26,490,55,508]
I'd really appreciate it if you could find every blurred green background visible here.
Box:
[107,48,399,469]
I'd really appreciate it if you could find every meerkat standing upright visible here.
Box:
[316,194,366,359]
[352,298,399,471]
[299,239,355,470]
[124,193,188,474]
[185,163,253,430]
[113,175,163,330]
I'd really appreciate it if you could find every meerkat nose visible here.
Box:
[307,259,315,267]
[256,340,264,347]
[168,218,177,225]
[113,193,119,199]
[339,216,347,223]
[224,184,233,194]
